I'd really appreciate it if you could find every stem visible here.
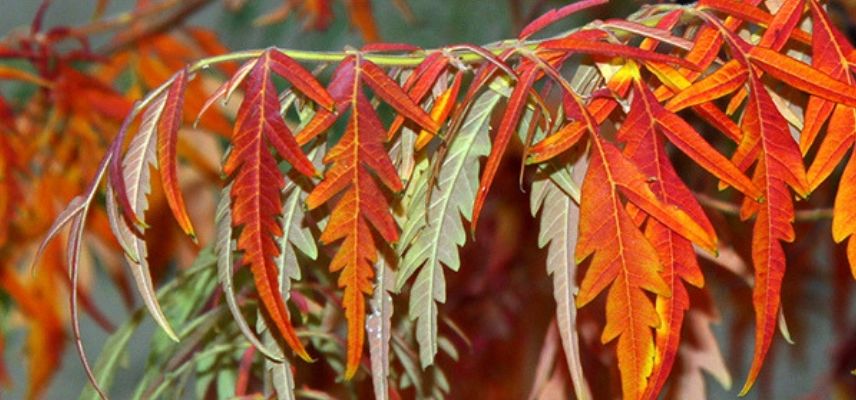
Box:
[695,193,833,221]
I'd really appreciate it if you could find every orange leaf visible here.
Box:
[803,0,856,186]
[527,67,633,164]
[620,96,709,400]
[386,52,449,139]
[698,0,811,45]
[625,77,761,199]
[346,0,379,42]
[665,60,747,112]
[749,46,856,108]
[415,72,461,149]
[304,56,407,379]
[833,158,856,279]
[576,135,670,400]
[736,75,806,395]
[646,62,742,142]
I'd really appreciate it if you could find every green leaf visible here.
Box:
[397,89,501,368]
[104,91,179,342]
[215,184,283,360]
[367,255,394,400]
[79,312,144,400]
[530,158,591,400]
[260,316,297,400]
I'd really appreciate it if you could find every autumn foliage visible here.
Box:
[4,0,856,399]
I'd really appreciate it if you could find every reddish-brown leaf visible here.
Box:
[471,66,537,231]
[224,50,317,362]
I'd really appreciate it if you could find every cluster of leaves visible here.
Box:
[8,0,856,398]
[0,1,245,397]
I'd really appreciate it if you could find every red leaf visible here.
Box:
[387,52,449,139]
[224,50,316,362]
[361,59,439,133]
[471,66,538,232]
[625,76,761,199]
[268,49,335,109]
[698,0,811,45]
[736,75,806,395]
[157,68,196,239]
[541,31,698,70]
[518,0,608,39]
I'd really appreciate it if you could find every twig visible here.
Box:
[98,0,215,55]
[695,192,834,221]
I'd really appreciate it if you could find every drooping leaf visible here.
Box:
[618,87,714,400]
[367,256,394,400]
[215,184,283,361]
[156,68,196,239]
[105,90,180,342]
[471,65,537,232]
[576,132,716,399]
[224,49,323,362]
[576,137,668,400]
[398,89,501,367]
[305,55,435,378]
[737,74,807,395]
[530,158,591,400]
